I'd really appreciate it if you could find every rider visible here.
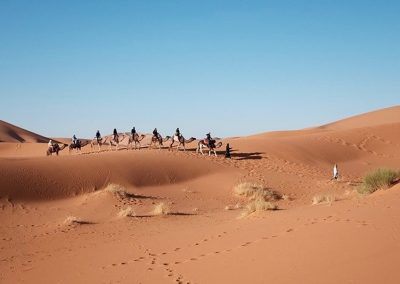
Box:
[96,130,101,142]
[153,128,159,138]
[175,128,181,138]
[113,128,118,141]
[72,135,77,145]
[206,132,215,147]
[131,127,136,137]
[48,139,54,149]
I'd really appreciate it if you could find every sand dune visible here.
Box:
[0,120,50,143]
[1,106,400,283]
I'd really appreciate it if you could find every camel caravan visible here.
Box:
[46,127,223,157]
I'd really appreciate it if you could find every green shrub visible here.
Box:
[358,168,400,195]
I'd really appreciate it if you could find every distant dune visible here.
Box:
[319,105,400,130]
[0,120,50,143]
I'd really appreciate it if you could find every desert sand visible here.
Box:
[1,106,400,283]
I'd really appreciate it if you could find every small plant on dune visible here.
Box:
[104,183,129,199]
[358,168,400,195]
[152,202,171,216]
[234,183,279,218]
[118,207,136,218]
[312,194,336,205]
[239,200,278,218]
[234,182,281,201]
[64,216,90,226]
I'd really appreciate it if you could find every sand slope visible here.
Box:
[1,106,400,283]
[0,120,50,143]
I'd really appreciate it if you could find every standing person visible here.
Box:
[333,164,339,180]
[225,143,232,159]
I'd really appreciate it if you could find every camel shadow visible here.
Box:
[232,152,264,160]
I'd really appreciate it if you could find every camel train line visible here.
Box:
[47,130,222,157]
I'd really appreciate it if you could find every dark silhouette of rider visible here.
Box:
[113,128,119,141]
[153,128,159,138]
[96,130,101,142]
[72,135,77,145]
[131,127,136,136]
[206,133,215,147]
[175,128,181,138]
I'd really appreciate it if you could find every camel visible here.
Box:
[108,133,126,151]
[90,136,109,152]
[169,135,196,151]
[127,133,145,150]
[149,134,171,150]
[196,139,223,156]
[46,143,68,156]
[69,140,90,154]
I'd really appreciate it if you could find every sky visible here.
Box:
[0,0,399,139]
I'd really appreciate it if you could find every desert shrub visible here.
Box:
[358,168,400,195]
[312,194,336,205]
[234,182,281,201]
[152,202,171,215]
[118,207,136,218]
[64,216,90,225]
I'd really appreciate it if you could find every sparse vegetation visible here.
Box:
[358,168,400,195]
[239,200,278,218]
[103,183,131,199]
[152,202,171,216]
[234,182,279,217]
[234,182,281,201]
[312,194,336,205]
[118,207,136,218]
[64,216,89,225]
[224,203,242,211]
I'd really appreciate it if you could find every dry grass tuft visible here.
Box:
[103,183,133,199]
[64,216,90,226]
[358,168,400,195]
[234,182,281,201]
[118,207,136,218]
[234,183,279,218]
[225,203,242,211]
[312,194,336,205]
[152,202,171,216]
[239,200,278,218]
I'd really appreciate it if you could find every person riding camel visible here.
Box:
[131,127,136,137]
[175,128,181,138]
[72,135,77,145]
[113,128,118,142]
[206,133,215,148]
[96,130,101,143]
[48,139,54,150]
[153,128,159,139]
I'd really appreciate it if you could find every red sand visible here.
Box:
[1,106,400,283]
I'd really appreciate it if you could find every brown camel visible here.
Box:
[196,139,223,156]
[69,140,90,154]
[108,133,126,151]
[46,143,68,156]
[149,134,171,150]
[127,133,145,150]
[169,135,196,151]
[90,136,109,152]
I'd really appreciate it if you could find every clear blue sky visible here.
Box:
[0,0,399,138]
